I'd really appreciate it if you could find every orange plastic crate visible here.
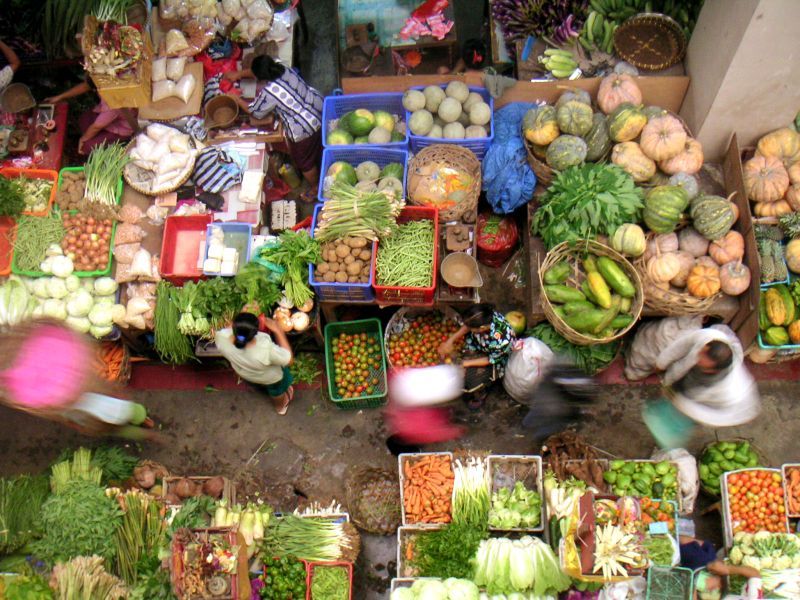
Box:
[0,167,58,217]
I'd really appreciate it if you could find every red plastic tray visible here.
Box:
[372,206,439,306]
[0,217,15,275]
[159,214,213,285]
[0,167,58,217]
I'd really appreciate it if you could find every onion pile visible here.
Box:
[61,214,114,272]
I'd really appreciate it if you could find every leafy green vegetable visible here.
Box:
[32,480,122,565]
[165,495,215,542]
[488,481,542,529]
[195,277,246,329]
[532,163,644,249]
[127,562,175,600]
[3,574,54,599]
[234,262,282,314]
[289,353,322,385]
[0,176,27,217]
[528,322,619,374]
[154,281,196,365]
[0,476,50,554]
[411,523,487,579]
[171,281,210,337]
[53,446,139,486]
[254,230,321,307]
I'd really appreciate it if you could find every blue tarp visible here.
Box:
[482,102,538,214]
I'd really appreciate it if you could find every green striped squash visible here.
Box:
[643,185,690,234]
[583,113,612,162]
[545,135,588,171]
[690,195,736,241]
[608,103,647,142]
[556,100,594,137]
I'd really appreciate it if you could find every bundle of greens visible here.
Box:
[164,495,215,542]
[0,175,27,217]
[53,446,138,486]
[50,447,102,493]
[0,475,50,554]
[84,142,129,205]
[171,281,210,337]
[154,281,196,364]
[411,523,487,579]
[260,514,360,563]
[528,322,619,374]
[289,353,322,385]
[532,163,644,249]
[195,277,246,329]
[113,490,166,584]
[315,180,404,242]
[233,262,281,315]
[254,230,321,307]
[2,574,54,599]
[32,480,123,565]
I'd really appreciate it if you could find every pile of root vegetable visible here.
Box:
[315,236,373,284]
[541,431,607,490]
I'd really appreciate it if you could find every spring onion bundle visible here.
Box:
[260,514,360,563]
[452,457,490,528]
[0,475,50,554]
[376,220,434,287]
[84,143,129,205]
[314,180,405,242]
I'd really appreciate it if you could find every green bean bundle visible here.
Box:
[376,220,434,288]
[310,565,349,600]
[314,180,405,242]
[13,212,64,271]
[154,281,195,365]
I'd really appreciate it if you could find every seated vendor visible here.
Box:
[44,78,137,155]
[225,55,323,192]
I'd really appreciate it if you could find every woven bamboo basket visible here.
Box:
[699,437,769,497]
[122,128,197,196]
[525,140,555,187]
[613,13,687,71]
[539,240,643,345]
[407,144,481,222]
[634,232,721,315]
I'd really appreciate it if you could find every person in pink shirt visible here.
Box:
[44,78,137,154]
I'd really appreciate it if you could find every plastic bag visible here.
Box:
[130,248,153,277]
[152,80,176,102]
[118,204,144,224]
[246,0,273,20]
[115,262,136,284]
[502,337,554,402]
[650,447,699,516]
[146,205,170,225]
[116,223,146,244]
[152,57,167,82]
[113,242,141,264]
[165,30,190,56]
[175,73,197,103]
[166,56,187,81]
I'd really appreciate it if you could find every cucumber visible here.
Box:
[563,300,597,314]
[586,272,612,308]
[553,306,567,320]
[592,296,621,334]
[564,308,607,333]
[544,284,586,304]
[543,260,570,285]
[610,314,634,329]
[620,296,632,313]
[596,256,636,298]
[581,280,599,304]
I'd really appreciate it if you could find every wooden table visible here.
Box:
[0,103,68,171]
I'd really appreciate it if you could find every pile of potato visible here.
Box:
[315,236,372,284]
[56,171,86,210]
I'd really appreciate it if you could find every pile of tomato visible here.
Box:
[726,470,787,534]
[331,332,383,399]
[387,313,463,367]
[639,497,675,532]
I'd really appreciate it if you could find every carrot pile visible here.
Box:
[94,342,126,382]
[402,454,454,524]
[785,467,800,516]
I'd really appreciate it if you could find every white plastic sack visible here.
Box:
[651,447,699,516]
[502,337,554,402]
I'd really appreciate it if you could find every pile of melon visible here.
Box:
[321,160,404,199]
[522,73,706,186]
[741,127,800,217]
[403,82,492,140]
[328,108,405,145]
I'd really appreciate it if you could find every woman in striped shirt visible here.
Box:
[227,55,323,190]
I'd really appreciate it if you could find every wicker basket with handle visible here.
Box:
[407,144,481,223]
[539,240,643,345]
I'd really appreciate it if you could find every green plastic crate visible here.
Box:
[57,166,124,207]
[647,566,693,600]
[324,318,387,410]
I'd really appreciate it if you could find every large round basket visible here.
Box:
[384,306,463,368]
[613,13,687,71]
[539,240,643,346]
[634,234,721,315]
[345,467,401,535]
[123,127,197,196]
[407,144,481,222]
[524,140,555,187]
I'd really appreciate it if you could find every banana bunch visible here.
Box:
[538,48,578,79]
[579,0,651,53]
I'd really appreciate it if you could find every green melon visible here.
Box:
[690,195,736,241]
[556,100,593,137]
[353,136,369,144]
[545,135,588,171]
[339,109,375,137]
[328,129,354,145]
[583,113,611,162]
[643,185,690,233]
[373,110,395,132]
[380,162,404,180]
[326,161,358,186]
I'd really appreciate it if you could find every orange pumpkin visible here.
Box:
[611,141,656,182]
[686,263,721,298]
[658,138,704,175]
[785,184,800,211]
[719,260,751,296]
[640,114,687,161]
[597,73,643,115]
[788,162,800,185]
[708,231,745,265]
[756,127,800,166]
[753,199,793,217]
[743,155,790,202]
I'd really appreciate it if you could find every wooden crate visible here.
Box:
[162,476,236,506]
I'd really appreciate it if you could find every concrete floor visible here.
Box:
[1,379,798,598]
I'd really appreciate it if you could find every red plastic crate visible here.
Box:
[306,561,354,600]
[0,167,58,216]
[371,206,439,306]
[159,214,213,284]
[0,217,15,275]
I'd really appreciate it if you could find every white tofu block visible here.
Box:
[204,258,221,273]
[220,260,236,276]
[222,247,238,262]
[207,243,224,260]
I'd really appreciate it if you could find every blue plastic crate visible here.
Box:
[318,146,409,201]
[322,92,408,149]
[203,222,252,276]
[308,203,376,302]
[406,85,494,160]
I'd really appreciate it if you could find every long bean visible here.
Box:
[376,220,434,287]
[154,281,195,364]
[12,212,64,271]
[310,565,349,600]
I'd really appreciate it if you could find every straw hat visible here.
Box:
[1,83,36,114]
